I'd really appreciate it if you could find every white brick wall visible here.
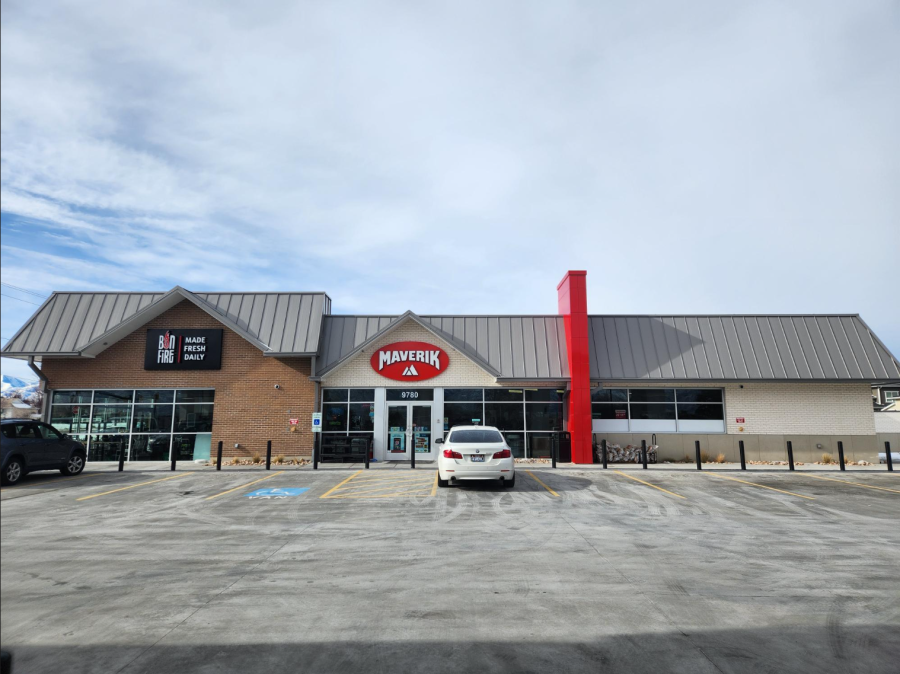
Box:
[320,321,500,388]
[722,382,875,435]
[601,380,876,435]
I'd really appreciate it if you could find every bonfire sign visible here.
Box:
[144,329,223,370]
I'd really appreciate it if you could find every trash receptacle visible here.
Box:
[557,432,571,463]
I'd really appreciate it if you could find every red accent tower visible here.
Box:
[557,270,593,464]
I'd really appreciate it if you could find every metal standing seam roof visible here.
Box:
[1,288,330,357]
[317,314,570,380]
[588,315,900,381]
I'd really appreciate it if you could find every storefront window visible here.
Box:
[88,434,129,462]
[132,405,174,434]
[50,389,215,462]
[445,402,483,428]
[527,433,556,458]
[349,403,375,432]
[50,405,92,434]
[525,403,563,431]
[525,388,565,402]
[321,389,375,447]
[90,406,132,434]
[52,390,92,404]
[484,389,523,402]
[134,390,175,404]
[173,433,211,461]
[590,387,725,432]
[444,389,483,402]
[131,434,171,461]
[94,390,134,404]
[174,404,214,432]
[443,388,566,458]
[175,389,216,403]
[485,403,524,430]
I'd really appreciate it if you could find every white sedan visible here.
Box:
[436,425,515,488]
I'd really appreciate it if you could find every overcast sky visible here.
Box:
[2,0,898,380]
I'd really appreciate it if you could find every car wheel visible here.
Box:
[503,475,515,489]
[437,474,449,488]
[3,458,24,486]
[61,453,86,476]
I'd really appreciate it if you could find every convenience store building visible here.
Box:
[3,271,898,464]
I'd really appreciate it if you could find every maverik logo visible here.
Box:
[370,341,449,381]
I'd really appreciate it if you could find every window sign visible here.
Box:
[144,329,223,370]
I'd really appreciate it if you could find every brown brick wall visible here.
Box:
[40,300,316,458]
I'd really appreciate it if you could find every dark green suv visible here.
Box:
[1,419,86,486]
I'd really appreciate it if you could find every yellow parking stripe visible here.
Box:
[431,472,438,497]
[803,473,900,495]
[205,471,285,500]
[706,472,814,500]
[612,470,686,499]
[77,473,188,501]
[319,471,363,498]
[526,471,559,497]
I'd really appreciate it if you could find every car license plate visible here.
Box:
[470,455,485,462]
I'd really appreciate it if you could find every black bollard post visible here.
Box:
[266,440,272,470]
[410,441,415,469]
[787,441,795,471]
[552,435,558,469]
[641,439,648,469]
[365,439,370,469]
[602,439,608,469]
[170,451,176,472]
[739,440,746,471]
[118,448,125,472]
[886,441,894,472]
[837,441,845,471]
[695,440,702,471]
[216,441,223,471]
[313,435,319,470]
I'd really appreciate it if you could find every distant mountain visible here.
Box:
[2,374,37,392]
[1,374,42,406]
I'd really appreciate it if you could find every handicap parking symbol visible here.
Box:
[245,488,309,499]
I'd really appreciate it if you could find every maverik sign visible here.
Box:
[370,341,449,381]
[144,329,223,370]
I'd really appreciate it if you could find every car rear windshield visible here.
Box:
[448,429,504,443]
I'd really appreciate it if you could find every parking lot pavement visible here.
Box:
[1,468,898,674]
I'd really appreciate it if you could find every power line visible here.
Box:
[1,293,43,306]
[0,282,48,298]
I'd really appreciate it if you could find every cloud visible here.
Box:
[1,0,898,370]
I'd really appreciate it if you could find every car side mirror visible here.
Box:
[435,438,444,445]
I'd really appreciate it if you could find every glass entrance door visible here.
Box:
[385,403,432,460]
[387,405,409,459]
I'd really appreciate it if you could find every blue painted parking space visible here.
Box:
[245,487,309,499]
